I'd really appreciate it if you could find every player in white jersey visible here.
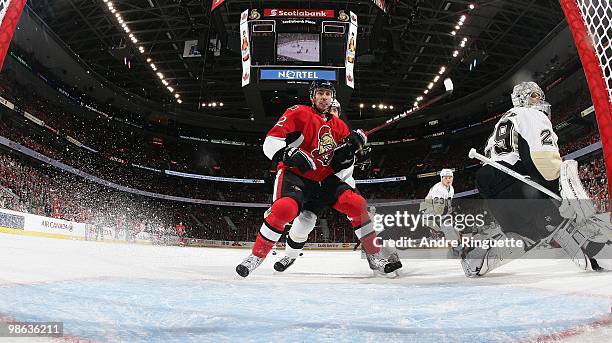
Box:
[461,81,612,276]
[418,169,462,253]
[421,168,455,216]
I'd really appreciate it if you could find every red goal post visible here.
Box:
[560,0,612,214]
[0,0,26,70]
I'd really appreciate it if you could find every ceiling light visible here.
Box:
[460,15,467,21]
[455,25,460,30]
[451,31,456,35]
[372,105,376,109]
[389,105,394,110]
[384,105,388,109]
[146,58,151,63]
[177,99,182,104]
[162,80,168,86]
[469,4,475,10]
[219,102,224,107]
[156,72,164,79]
[413,102,418,107]
[174,94,180,98]
[439,66,446,74]
[434,76,440,82]
[417,96,423,101]
[424,89,429,94]
[212,102,217,107]
[378,104,384,109]
[427,82,434,89]
[167,86,174,92]
[359,103,364,108]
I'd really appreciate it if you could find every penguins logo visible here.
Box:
[312,125,336,166]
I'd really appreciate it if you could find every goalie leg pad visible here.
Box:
[550,219,592,270]
[461,232,531,277]
[558,160,597,224]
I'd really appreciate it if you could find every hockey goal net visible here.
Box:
[560,0,612,213]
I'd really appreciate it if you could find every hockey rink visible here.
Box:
[0,233,610,342]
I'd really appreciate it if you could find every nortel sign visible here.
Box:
[263,9,335,18]
[260,69,336,81]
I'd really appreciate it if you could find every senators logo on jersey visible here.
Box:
[312,125,336,166]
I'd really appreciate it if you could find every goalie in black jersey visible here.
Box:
[462,81,612,277]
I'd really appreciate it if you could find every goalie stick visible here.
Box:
[313,78,454,159]
[468,148,560,200]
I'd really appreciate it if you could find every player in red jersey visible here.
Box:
[175,222,185,247]
[236,80,402,277]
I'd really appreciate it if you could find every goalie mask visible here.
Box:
[511,81,551,117]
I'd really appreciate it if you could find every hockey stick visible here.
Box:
[467,148,560,200]
[313,78,454,159]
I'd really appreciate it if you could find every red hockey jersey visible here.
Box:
[267,105,350,182]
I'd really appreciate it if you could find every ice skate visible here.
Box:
[236,254,264,277]
[273,256,296,272]
[366,251,402,274]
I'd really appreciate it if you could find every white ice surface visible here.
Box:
[0,233,610,342]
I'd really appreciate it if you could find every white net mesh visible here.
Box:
[576,0,612,104]
[0,0,11,25]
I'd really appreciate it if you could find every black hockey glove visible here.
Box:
[283,147,317,173]
[354,145,372,171]
[331,130,367,171]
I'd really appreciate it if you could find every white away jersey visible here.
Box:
[484,107,559,166]
[426,182,455,200]
[420,181,454,216]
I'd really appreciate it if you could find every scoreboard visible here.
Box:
[239,8,358,118]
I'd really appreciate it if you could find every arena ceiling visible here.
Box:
[31,0,566,121]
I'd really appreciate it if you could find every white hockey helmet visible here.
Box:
[330,99,341,115]
[440,168,453,178]
[511,81,551,116]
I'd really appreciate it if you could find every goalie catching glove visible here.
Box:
[331,129,367,171]
[283,147,317,173]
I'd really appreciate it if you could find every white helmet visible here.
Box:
[440,168,453,178]
[511,81,551,116]
[331,99,341,110]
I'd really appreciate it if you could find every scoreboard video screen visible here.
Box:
[276,33,320,63]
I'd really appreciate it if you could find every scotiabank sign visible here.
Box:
[264,9,334,18]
